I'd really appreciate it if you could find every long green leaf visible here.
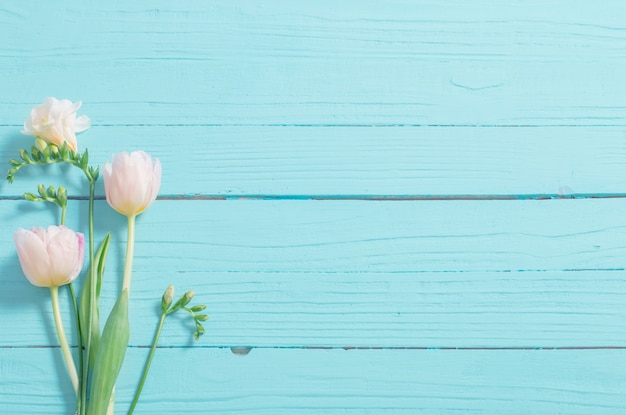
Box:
[87,289,130,415]
[79,234,111,367]
[94,233,111,298]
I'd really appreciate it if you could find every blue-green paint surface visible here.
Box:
[1,1,626,414]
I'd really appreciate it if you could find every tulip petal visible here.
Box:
[103,151,161,216]
[13,226,84,288]
[14,228,52,287]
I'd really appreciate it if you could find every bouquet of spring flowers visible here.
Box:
[8,98,208,415]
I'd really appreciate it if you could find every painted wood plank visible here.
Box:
[2,3,626,414]
[3,269,623,348]
[2,199,625,347]
[1,348,625,414]
[1,1,626,125]
[3,125,626,198]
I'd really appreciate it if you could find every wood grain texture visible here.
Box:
[1,199,625,348]
[2,348,625,415]
[1,1,626,126]
[1,1,625,414]
[3,126,626,198]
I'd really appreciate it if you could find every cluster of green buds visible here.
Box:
[25,184,67,208]
[128,285,209,414]
[7,141,99,184]
[161,285,209,340]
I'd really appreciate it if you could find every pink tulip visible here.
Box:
[103,151,162,216]
[14,226,85,287]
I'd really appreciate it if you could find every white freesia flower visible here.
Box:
[21,97,90,151]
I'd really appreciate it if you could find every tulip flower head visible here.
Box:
[103,151,162,216]
[14,225,85,287]
[21,97,90,151]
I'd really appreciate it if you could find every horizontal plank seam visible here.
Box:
[3,123,626,128]
[1,194,626,201]
[3,345,626,350]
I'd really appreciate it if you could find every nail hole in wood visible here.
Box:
[230,346,253,356]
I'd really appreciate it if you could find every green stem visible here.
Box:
[88,181,95,274]
[122,214,136,293]
[127,312,166,415]
[68,283,83,414]
[81,179,96,415]
[50,286,79,395]
[60,203,67,226]
[62,205,82,413]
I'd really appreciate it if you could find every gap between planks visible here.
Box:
[3,123,626,128]
[2,345,625,351]
[2,194,626,201]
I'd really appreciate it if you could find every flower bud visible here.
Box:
[189,304,206,312]
[57,186,68,206]
[161,284,175,312]
[14,225,85,287]
[35,137,48,153]
[19,149,30,162]
[171,290,195,311]
[103,151,161,217]
[24,192,38,202]
[183,290,195,305]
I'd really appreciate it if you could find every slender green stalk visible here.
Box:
[88,180,95,275]
[60,203,67,227]
[50,286,79,395]
[81,179,97,415]
[127,312,166,415]
[122,215,136,293]
[61,193,82,413]
[68,283,83,415]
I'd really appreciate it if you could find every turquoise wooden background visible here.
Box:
[1,1,626,413]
